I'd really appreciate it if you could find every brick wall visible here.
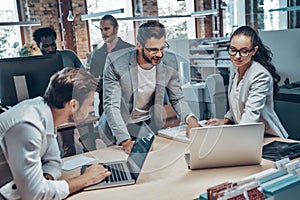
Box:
[195,0,213,38]
[71,0,90,58]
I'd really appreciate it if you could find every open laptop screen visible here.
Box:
[127,133,154,181]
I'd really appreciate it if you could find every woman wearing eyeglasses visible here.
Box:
[206,26,288,138]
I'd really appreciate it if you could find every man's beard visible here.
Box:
[104,33,117,44]
[142,49,163,64]
[142,49,153,64]
[69,109,88,124]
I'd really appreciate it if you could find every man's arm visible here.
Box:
[66,164,111,194]
[102,55,132,145]
[3,123,110,199]
[89,49,107,78]
[41,130,64,179]
[4,123,69,199]
[165,63,193,122]
[89,50,101,77]
[163,54,200,133]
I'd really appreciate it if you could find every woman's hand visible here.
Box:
[205,118,224,126]
[206,118,231,126]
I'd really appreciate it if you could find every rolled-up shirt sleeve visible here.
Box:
[3,123,69,200]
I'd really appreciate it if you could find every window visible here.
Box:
[157,0,188,39]
[241,0,300,31]
[0,0,22,58]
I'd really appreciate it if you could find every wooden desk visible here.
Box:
[61,137,294,200]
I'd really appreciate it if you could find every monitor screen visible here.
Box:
[0,54,63,106]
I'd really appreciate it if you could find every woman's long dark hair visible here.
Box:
[230,26,281,99]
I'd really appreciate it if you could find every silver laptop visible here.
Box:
[185,123,264,169]
[81,133,154,190]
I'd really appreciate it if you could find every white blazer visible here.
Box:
[225,61,288,138]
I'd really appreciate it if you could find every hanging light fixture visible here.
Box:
[67,10,74,21]
[135,0,142,16]
[67,0,74,22]
[220,1,228,9]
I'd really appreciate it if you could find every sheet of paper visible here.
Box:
[62,156,98,171]
[198,120,208,127]
[157,120,209,144]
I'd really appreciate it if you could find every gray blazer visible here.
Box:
[100,48,192,144]
[225,61,288,138]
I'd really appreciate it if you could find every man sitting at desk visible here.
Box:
[0,68,111,199]
[99,20,199,153]
[33,27,83,68]
[33,27,84,157]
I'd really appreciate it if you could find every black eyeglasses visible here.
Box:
[144,42,170,56]
[42,42,56,49]
[227,46,254,57]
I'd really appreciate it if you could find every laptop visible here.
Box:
[185,123,264,169]
[81,132,155,190]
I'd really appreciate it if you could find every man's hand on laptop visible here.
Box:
[121,139,134,154]
[186,116,200,138]
[77,164,111,188]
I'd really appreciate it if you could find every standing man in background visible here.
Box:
[33,27,83,157]
[89,15,134,116]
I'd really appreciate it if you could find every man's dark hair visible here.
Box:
[33,27,57,44]
[137,20,166,47]
[101,15,118,27]
[43,68,98,109]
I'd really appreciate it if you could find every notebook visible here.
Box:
[157,120,208,143]
[81,132,154,190]
[185,123,264,169]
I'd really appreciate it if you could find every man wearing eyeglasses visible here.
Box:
[33,27,83,157]
[98,21,200,153]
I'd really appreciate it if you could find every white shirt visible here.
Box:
[0,97,69,200]
[129,65,156,123]
[228,72,243,123]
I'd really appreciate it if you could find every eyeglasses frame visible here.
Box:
[227,45,254,57]
[144,42,170,56]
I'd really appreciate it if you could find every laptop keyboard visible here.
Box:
[103,163,129,183]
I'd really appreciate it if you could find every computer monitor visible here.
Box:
[0,54,63,106]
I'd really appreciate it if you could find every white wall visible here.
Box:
[259,29,300,84]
